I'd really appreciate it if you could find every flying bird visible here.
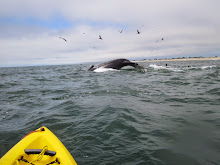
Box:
[119,30,123,33]
[99,35,103,40]
[59,37,67,42]
[156,38,164,42]
[137,30,140,34]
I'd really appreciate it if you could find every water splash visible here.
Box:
[93,67,118,72]
[149,64,183,72]
[201,65,216,69]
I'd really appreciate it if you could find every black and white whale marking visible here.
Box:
[88,59,144,71]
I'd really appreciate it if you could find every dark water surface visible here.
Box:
[0,60,220,165]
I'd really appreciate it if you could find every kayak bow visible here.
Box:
[0,126,77,165]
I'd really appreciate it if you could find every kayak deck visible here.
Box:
[0,126,77,165]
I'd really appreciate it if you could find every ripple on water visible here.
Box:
[152,149,201,165]
[207,87,220,96]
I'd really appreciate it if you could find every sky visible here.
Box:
[0,0,220,67]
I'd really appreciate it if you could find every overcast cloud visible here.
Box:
[0,0,220,67]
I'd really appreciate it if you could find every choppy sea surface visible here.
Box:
[0,60,220,165]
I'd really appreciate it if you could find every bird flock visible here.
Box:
[58,29,164,43]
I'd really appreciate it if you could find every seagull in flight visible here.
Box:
[119,30,123,33]
[137,30,140,34]
[156,38,164,42]
[59,37,67,42]
[99,35,103,40]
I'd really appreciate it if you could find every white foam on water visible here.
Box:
[94,67,118,72]
[149,64,183,72]
[201,65,216,69]
[149,64,166,70]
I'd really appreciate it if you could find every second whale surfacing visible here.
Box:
[88,58,145,72]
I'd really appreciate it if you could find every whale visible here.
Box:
[88,58,144,71]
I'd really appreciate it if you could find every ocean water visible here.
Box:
[0,60,220,165]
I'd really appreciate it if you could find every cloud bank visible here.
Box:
[0,0,220,67]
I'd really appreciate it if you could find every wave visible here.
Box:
[149,64,217,72]
[201,65,216,69]
[149,64,184,72]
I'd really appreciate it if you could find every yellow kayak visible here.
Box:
[0,126,77,165]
